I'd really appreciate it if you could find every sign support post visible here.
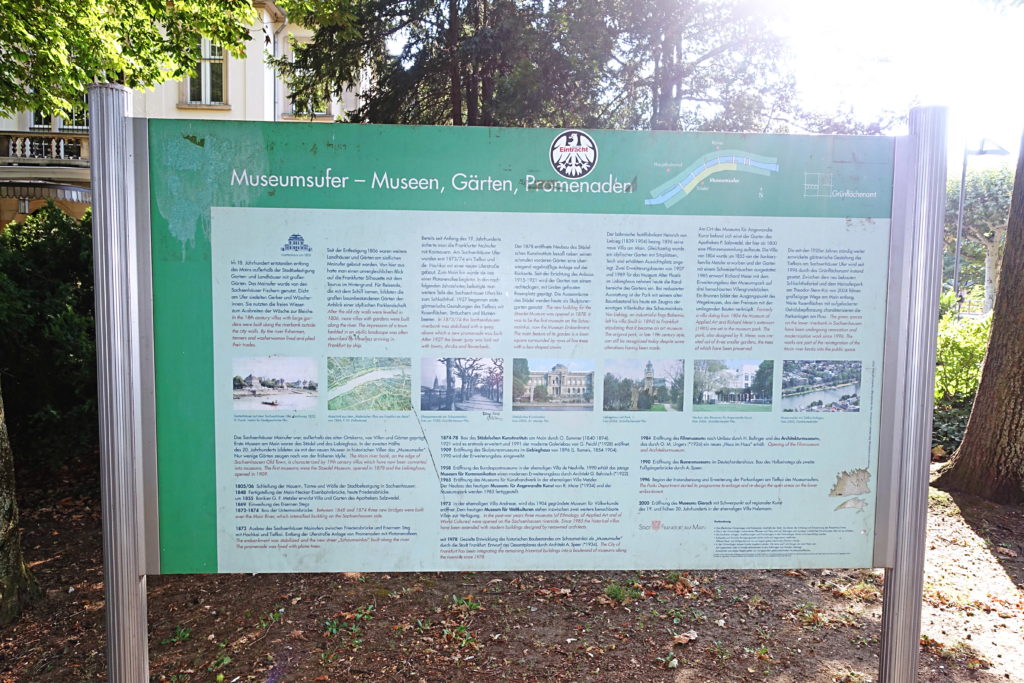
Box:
[878,106,947,681]
[89,83,150,682]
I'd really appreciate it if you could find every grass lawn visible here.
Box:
[647,404,667,411]
[693,403,772,412]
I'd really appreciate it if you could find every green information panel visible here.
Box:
[148,121,895,573]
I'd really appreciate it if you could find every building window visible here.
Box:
[187,39,226,104]
[287,65,331,117]
[292,86,331,117]
[31,110,52,130]
[61,93,89,130]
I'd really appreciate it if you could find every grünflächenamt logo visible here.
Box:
[550,130,598,179]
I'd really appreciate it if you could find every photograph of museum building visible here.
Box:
[692,359,774,412]
[513,359,595,411]
[527,363,593,400]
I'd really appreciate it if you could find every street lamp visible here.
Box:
[952,138,1010,312]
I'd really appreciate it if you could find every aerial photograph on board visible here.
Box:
[327,357,412,411]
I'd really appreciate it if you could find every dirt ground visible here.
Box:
[1,461,1022,682]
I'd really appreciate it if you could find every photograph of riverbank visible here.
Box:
[327,356,411,411]
[512,358,594,411]
[782,360,861,412]
[232,356,318,411]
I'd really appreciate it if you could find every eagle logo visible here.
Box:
[550,130,598,179]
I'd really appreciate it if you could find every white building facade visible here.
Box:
[526,363,594,403]
[0,1,358,224]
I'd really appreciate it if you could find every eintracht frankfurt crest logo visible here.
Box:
[550,130,598,179]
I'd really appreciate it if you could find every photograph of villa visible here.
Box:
[781,360,862,412]
[421,358,504,411]
[231,356,318,411]
[603,359,685,411]
[512,359,594,411]
[692,359,773,412]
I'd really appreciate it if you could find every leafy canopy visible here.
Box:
[0,0,256,117]
[277,0,799,130]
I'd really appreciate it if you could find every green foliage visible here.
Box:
[945,167,1013,254]
[278,0,804,130]
[450,594,481,611]
[512,358,529,398]
[161,625,193,645]
[943,166,1013,295]
[603,373,637,410]
[637,391,652,410]
[0,205,96,469]
[604,579,642,603]
[692,359,727,404]
[750,360,774,398]
[670,364,686,410]
[277,0,616,126]
[937,289,959,319]
[931,308,991,454]
[0,0,256,116]
[608,0,793,131]
[932,394,974,455]
[934,312,991,401]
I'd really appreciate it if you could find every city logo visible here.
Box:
[651,520,662,531]
[281,233,312,253]
[550,130,598,179]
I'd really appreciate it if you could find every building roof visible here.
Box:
[0,180,91,203]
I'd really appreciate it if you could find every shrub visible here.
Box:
[932,394,974,455]
[931,307,991,454]
[0,205,96,470]
[934,311,991,402]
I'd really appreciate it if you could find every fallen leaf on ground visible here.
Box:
[672,630,698,645]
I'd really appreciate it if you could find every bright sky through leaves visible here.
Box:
[773,0,1024,169]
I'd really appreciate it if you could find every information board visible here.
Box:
[146,121,897,573]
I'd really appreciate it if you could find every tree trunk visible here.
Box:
[982,231,1004,313]
[650,26,682,130]
[480,63,494,126]
[0,379,38,625]
[465,63,479,126]
[448,0,463,125]
[465,0,480,126]
[445,359,455,410]
[935,138,1024,503]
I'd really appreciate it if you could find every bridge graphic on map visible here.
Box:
[646,149,780,207]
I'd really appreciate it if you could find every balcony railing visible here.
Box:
[1,131,90,166]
